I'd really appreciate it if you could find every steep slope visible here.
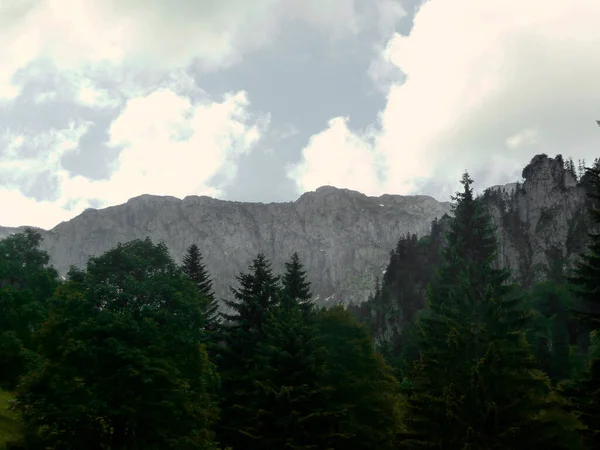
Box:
[360,153,597,345]
[483,153,593,287]
[1,186,451,306]
[2,154,592,309]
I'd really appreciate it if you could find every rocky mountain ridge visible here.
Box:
[1,153,594,306]
[1,186,452,306]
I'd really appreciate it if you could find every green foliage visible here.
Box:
[220,253,280,335]
[569,164,600,328]
[182,243,219,331]
[314,306,404,450]
[566,161,600,448]
[0,389,23,449]
[5,162,600,448]
[526,281,586,382]
[13,238,219,449]
[401,172,582,449]
[0,229,59,390]
[230,299,333,449]
[216,253,282,449]
[282,252,312,312]
[358,224,445,376]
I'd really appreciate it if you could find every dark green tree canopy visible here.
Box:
[221,253,281,335]
[13,238,219,449]
[182,243,219,330]
[0,229,59,389]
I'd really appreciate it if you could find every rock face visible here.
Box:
[0,186,452,306]
[482,153,594,287]
[1,154,595,307]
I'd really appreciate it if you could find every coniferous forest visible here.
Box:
[1,166,600,449]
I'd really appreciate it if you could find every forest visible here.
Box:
[1,167,599,449]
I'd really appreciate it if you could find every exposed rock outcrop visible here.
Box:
[1,187,451,306]
[1,154,595,308]
[482,153,594,287]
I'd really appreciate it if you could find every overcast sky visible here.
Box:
[1,0,599,229]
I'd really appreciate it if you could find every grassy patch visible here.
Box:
[0,389,22,449]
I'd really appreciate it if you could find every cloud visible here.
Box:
[290,0,600,198]
[287,117,382,195]
[0,188,78,229]
[0,0,390,101]
[1,87,267,228]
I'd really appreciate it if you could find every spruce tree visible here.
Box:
[216,253,281,450]
[567,159,600,448]
[401,172,583,449]
[231,298,334,449]
[220,253,280,335]
[182,243,219,330]
[282,252,312,310]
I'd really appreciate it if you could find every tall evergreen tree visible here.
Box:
[401,172,583,449]
[567,158,600,448]
[217,253,282,449]
[282,252,312,311]
[220,253,280,334]
[182,243,219,330]
[227,295,334,449]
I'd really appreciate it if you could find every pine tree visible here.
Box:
[182,244,219,330]
[401,172,583,449]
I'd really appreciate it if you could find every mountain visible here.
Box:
[0,186,451,306]
[352,153,598,346]
[0,154,593,308]
[484,153,593,287]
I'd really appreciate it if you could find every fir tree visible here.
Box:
[401,172,583,449]
[182,243,219,330]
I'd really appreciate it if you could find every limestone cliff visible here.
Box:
[0,186,451,306]
[1,154,595,309]
[482,153,594,287]
[355,153,597,346]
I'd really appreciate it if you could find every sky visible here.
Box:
[1,0,600,229]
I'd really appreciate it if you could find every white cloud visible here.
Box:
[0,188,76,229]
[290,0,600,199]
[0,123,91,191]
[0,0,385,101]
[64,88,264,210]
[288,117,382,195]
[1,87,267,228]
